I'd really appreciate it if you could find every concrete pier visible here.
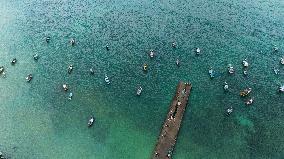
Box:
[152,82,192,159]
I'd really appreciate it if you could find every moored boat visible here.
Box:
[88,116,95,127]
[137,86,143,96]
[240,88,252,97]
[26,74,33,82]
[105,75,110,84]
[245,98,254,105]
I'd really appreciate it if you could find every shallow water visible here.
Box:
[0,0,284,158]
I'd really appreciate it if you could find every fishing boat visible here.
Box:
[136,86,143,96]
[242,59,249,67]
[273,67,280,75]
[224,82,229,91]
[11,58,17,65]
[279,85,284,93]
[196,48,201,55]
[226,107,233,116]
[68,92,73,100]
[90,68,95,74]
[208,67,214,78]
[63,84,68,91]
[143,64,148,72]
[245,98,254,105]
[88,116,95,127]
[172,42,177,48]
[176,59,180,66]
[68,65,73,74]
[0,66,4,74]
[26,74,33,82]
[280,58,284,65]
[70,38,75,46]
[228,64,235,74]
[149,50,155,58]
[33,54,39,60]
[46,36,51,43]
[240,88,252,97]
[105,75,110,84]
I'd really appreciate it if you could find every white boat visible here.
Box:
[68,65,73,74]
[70,38,75,45]
[273,67,280,75]
[245,98,254,105]
[280,58,284,65]
[224,82,229,90]
[90,68,95,74]
[228,64,234,74]
[33,54,39,60]
[136,86,143,96]
[208,68,214,78]
[149,50,155,58]
[26,74,33,82]
[68,92,73,100]
[63,84,68,91]
[176,59,180,66]
[226,107,233,116]
[0,66,4,74]
[279,85,284,92]
[196,48,201,54]
[11,58,17,65]
[88,116,95,127]
[242,59,249,67]
[105,75,110,84]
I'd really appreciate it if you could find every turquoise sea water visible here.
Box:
[0,0,284,158]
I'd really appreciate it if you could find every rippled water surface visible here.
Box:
[0,0,284,158]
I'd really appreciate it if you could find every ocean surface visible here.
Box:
[0,0,284,158]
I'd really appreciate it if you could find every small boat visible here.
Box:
[68,65,73,74]
[240,88,252,97]
[228,64,234,74]
[224,82,229,91]
[242,59,249,67]
[196,48,201,55]
[208,67,214,78]
[226,107,233,116]
[88,116,95,127]
[172,42,177,48]
[106,45,109,51]
[176,59,180,66]
[280,58,284,65]
[245,98,254,105]
[0,66,4,74]
[90,68,95,74]
[68,92,73,100]
[243,70,248,76]
[0,151,6,159]
[11,58,17,65]
[46,36,51,43]
[2,72,6,78]
[279,85,284,93]
[136,86,143,96]
[143,64,148,72]
[273,46,279,52]
[33,54,39,60]
[105,75,110,84]
[70,38,75,46]
[26,74,33,82]
[273,67,280,75]
[63,84,68,91]
[149,50,155,58]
